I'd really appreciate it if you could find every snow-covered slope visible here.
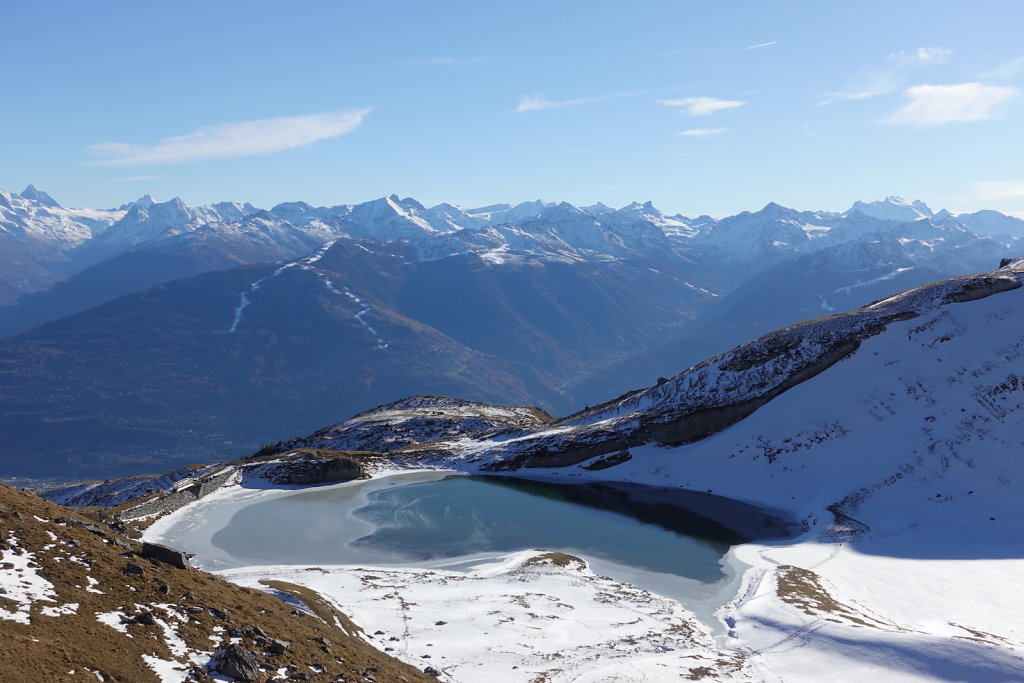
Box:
[0,185,122,250]
[956,208,1024,238]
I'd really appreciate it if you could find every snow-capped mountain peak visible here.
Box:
[581,201,614,215]
[956,209,1024,238]
[117,194,156,211]
[19,184,61,208]
[848,196,934,221]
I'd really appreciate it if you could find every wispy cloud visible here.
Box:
[890,46,953,69]
[742,41,777,51]
[658,97,745,116]
[972,181,1024,199]
[517,95,586,112]
[515,91,642,113]
[676,128,729,137]
[885,83,1019,125]
[85,109,371,166]
[821,46,952,104]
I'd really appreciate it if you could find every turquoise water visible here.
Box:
[208,474,792,584]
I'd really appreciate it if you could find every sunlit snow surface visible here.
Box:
[0,534,60,624]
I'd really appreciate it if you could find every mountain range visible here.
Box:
[1,185,1022,479]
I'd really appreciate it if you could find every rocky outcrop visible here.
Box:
[263,396,554,456]
[249,452,368,485]
[116,467,236,521]
[55,452,371,521]
[214,643,260,681]
[141,541,192,570]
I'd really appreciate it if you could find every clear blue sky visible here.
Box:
[2,1,1023,217]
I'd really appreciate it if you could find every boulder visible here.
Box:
[215,643,260,681]
[141,541,191,569]
[267,639,290,655]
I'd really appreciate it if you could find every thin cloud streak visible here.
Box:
[821,46,952,105]
[885,83,1019,126]
[742,41,777,51]
[85,109,372,166]
[658,97,745,116]
[676,128,729,137]
[515,90,647,113]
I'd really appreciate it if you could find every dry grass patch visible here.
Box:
[0,484,435,682]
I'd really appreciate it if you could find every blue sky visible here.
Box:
[2,1,1023,217]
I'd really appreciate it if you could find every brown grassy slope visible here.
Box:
[0,484,434,682]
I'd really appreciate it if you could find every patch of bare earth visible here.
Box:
[774,564,902,630]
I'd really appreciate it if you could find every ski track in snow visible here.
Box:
[227,239,389,349]
[227,276,267,332]
[302,266,389,350]
[228,241,342,333]
[833,266,915,295]
[227,260,300,333]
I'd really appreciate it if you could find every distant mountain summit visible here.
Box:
[847,195,933,221]
[19,184,61,208]
[117,194,155,211]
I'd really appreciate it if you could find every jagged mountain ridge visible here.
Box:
[0,185,1019,345]
[2,186,1020,305]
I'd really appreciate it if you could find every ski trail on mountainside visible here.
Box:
[228,241,336,332]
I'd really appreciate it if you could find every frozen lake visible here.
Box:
[148,471,793,610]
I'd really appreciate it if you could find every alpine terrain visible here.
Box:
[37,257,1024,682]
